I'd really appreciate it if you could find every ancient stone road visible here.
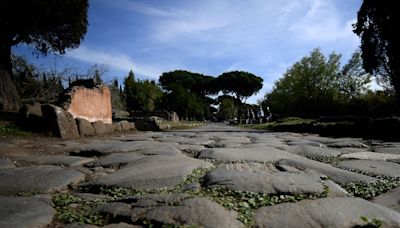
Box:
[1,123,400,227]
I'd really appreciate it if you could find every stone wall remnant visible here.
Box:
[61,81,112,124]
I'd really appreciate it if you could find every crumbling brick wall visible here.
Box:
[62,84,112,124]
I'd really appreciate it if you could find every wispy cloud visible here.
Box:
[66,46,166,79]
[289,0,358,42]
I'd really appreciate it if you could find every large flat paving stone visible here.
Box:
[0,158,14,169]
[0,165,85,195]
[85,155,213,190]
[372,186,400,213]
[325,140,369,148]
[95,194,243,228]
[373,144,400,154]
[255,197,400,228]
[287,145,341,158]
[17,155,94,167]
[341,151,400,161]
[85,152,144,168]
[0,196,55,228]
[278,157,376,184]
[204,163,324,195]
[198,147,298,162]
[70,140,178,156]
[337,160,400,177]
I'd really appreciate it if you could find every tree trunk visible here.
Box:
[0,42,21,111]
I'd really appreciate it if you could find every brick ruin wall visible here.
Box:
[66,85,112,124]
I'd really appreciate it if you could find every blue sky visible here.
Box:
[13,0,362,104]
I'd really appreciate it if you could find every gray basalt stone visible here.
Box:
[255,197,400,228]
[204,163,325,195]
[372,186,400,213]
[85,155,212,190]
[85,152,144,168]
[198,147,298,163]
[119,120,131,131]
[17,155,94,167]
[76,118,95,136]
[0,165,85,195]
[341,151,400,161]
[0,158,14,169]
[287,145,341,158]
[92,121,108,135]
[0,196,55,228]
[278,157,376,184]
[337,160,400,177]
[41,104,80,139]
[126,194,243,228]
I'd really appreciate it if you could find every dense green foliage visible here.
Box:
[217,71,263,102]
[123,70,162,113]
[216,95,238,121]
[354,0,400,100]
[159,70,217,120]
[12,55,64,104]
[0,0,88,58]
[0,0,88,110]
[263,48,392,118]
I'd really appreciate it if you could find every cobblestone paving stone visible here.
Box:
[1,123,400,227]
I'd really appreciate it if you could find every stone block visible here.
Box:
[76,118,95,136]
[41,104,79,139]
[92,121,107,135]
[119,120,130,131]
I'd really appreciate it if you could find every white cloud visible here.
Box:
[66,46,164,79]
[289,0,358,42]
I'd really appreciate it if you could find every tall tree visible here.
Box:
[159,70,217,120]
[266,48,341,117]
[217,71,263,122]
[124,70,137,111]
[339,50,371,100]
[0,0,88,110]
[135,80,163,113]
[354,0,400,100]
[217,71,263,103]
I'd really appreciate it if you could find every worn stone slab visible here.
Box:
[136,147,182,156]
[326,141,369,148]
[41,104,80,139]
[204,163,324,195]
[278,157,376,184]
[341,151,400,161]
[0,165,85,195]
[373,145,400,154]
[125,194,243,228]
[85,155,213,190]
[337,147,369,154]
[372,186,400,213]
[255,197,400,228]
[338,160,400,178]
[286,141,326,148]
[287,145,341,158]
[76,118,95,136]
[17,155,94,167]
[198,147,298,163]
[0,196,56,228]
[0,158,14,169]
[176,137,215,146]
[70,140,179,156]
[85,153,144,168]
[323,180,350,197]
